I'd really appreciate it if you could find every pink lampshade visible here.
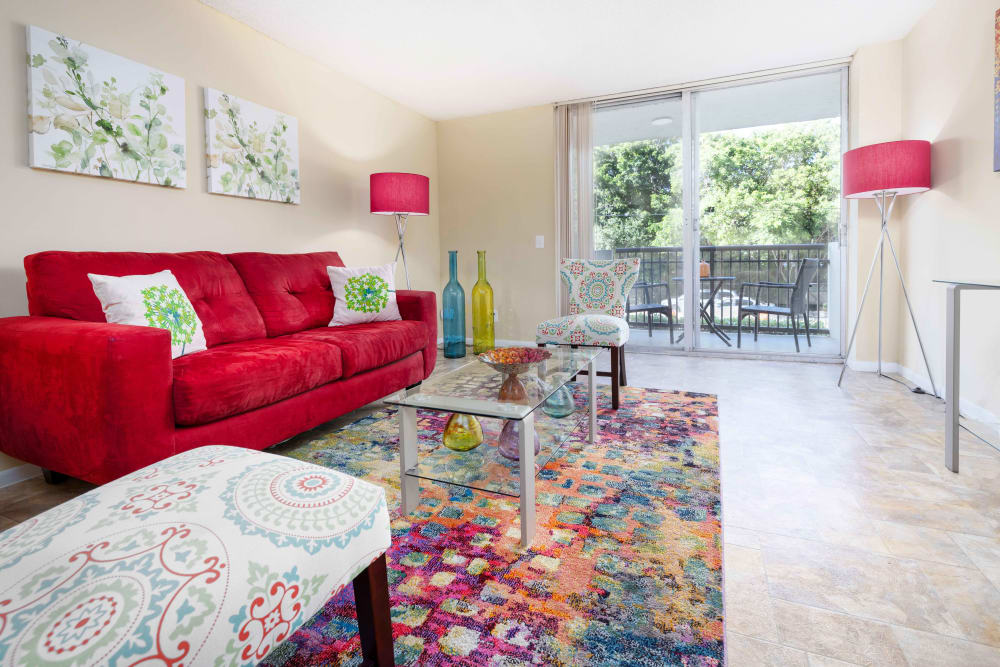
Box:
[843,140,931,199]
[370,172,429,215]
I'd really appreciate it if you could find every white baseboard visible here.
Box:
[0,463,41,489]
[846,359,904,374]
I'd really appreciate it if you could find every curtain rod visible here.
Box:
[554,57,852,107]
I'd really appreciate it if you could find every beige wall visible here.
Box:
[0,0,439,473]
[437,106,556,342]
[894,0,1000,419]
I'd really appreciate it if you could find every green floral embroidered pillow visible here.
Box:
[88,270,207,358]
[327,263,402,326]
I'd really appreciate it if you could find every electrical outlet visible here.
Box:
[535,235,545,249]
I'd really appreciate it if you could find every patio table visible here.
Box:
[672,276,736,346]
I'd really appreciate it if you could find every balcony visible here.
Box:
[596,243,841,354]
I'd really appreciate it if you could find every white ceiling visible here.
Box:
[201,0,933,121]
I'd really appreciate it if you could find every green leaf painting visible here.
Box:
[26,25,186,187]
[204,88,300,204]
[141,285,198,354]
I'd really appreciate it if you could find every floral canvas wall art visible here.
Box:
[27,25,186,187]
[204,89,300,203]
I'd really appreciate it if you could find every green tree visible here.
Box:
[592,119,840,249]
[698,119,840,245]
[593,139,682,250]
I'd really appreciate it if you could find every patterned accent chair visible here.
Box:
[536,257,641,409]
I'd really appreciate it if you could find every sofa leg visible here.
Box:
[610,346,620,410]
[42,469,67,485]
[354,553,394,667]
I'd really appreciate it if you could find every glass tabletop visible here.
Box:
[386,346,602,497]
[933,279,1000,289]
[386,346,602,419]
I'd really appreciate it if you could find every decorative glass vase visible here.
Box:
[471,250,495,354]
[442,251,466,358]
[543,384,575,418]
[443,413,483,451]
[497,419,541,460]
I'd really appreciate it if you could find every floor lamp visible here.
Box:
[838,140,937,396]
[370,172,430,289]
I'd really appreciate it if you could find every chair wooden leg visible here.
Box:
[803,312,812,347]
[609,346,620,409]
[667,309,674,345]
[737,311,743,348]
[354,553,394,667]
[791,315,800,353]
[647,312,653,337]
[618,346,627,387]
[753,314,759,341]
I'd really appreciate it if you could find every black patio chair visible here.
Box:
[626,281,674,343]
[737,258,819,353]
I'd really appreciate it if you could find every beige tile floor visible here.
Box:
[3,349,999,666]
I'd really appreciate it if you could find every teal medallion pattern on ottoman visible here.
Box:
[223,458,388,553]
[0,446,391,666]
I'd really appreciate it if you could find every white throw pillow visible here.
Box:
[88,270,208,359]
[327,263,402,326]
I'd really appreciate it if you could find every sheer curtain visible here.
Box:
[553,101,594,314]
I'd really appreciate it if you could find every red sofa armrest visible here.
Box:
[0,316,175,484]
[395,291,437,378]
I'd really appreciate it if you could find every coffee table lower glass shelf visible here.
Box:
[385,346,602,547]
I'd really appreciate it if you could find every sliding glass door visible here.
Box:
[591,67,847,358]
[692,70,845,356]
[592,95,685,350]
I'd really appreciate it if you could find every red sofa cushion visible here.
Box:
[290,321,428,378]
[227,252,345,337]
[24,251,266,347]
[172,337,343,426]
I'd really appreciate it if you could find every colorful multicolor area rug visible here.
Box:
[262,385,722,666]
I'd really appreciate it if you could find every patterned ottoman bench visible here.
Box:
[0,446,394,666]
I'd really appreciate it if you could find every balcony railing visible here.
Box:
[596,244,832,335]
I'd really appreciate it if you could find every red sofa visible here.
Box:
[0,251,437,484]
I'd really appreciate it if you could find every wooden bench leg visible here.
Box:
[42,469,67,485]
[354,553,394,666]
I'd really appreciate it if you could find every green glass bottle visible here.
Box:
[471,250,495,354]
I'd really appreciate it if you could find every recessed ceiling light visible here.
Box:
[651,116,674,126]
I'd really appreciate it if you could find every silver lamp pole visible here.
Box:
[838,189,937,395]
[393,212,411,290]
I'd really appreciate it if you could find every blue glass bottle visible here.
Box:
[442,250,466,358]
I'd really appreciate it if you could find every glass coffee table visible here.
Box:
[385,346,602,547]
